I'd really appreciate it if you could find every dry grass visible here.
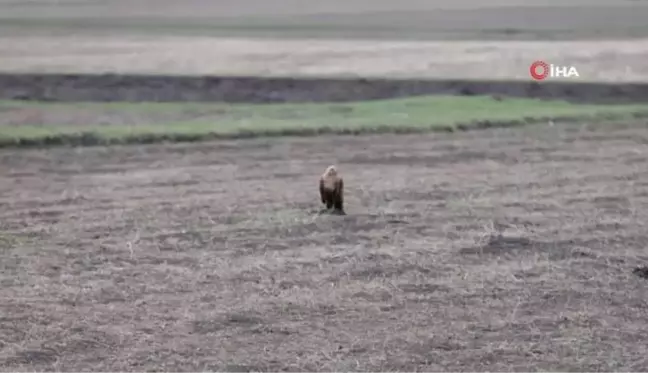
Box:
[2,120,648,371]
[1,0,646,41]
[1,36,648,81]
[2,1,648,371]
[1,0,648,81]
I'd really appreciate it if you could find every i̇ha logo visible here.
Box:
[529,60,579,81]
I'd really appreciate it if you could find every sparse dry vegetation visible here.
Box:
[2,121,648,371]
[2,0,648,371]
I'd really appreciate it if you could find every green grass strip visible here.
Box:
[1,95,647,148]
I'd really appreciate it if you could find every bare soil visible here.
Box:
[2,120,648,371]
[4,73,648,104]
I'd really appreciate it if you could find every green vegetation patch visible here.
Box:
[1,95,647,148]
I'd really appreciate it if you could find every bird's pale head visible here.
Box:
[324,165,338,177]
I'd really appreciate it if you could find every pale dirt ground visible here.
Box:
[1,0,648,81]
[1,121,648,371]
[0,0,633,18]
[1,36,648,82]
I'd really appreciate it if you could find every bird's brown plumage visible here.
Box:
[319,165,345,214]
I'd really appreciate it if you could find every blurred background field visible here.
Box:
[2,0,647,41]
[1,0,647,80]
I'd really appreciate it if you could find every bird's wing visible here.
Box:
[319,178,326,203]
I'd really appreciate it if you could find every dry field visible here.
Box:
[2,36,648,82]
[2,120,648,371]
[1,0,648,81]
[2,0,648,371]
